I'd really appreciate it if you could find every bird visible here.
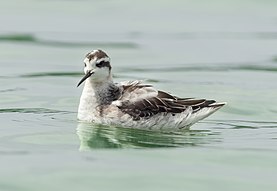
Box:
[77,49,226,131]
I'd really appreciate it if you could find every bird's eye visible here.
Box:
[84,63,87,67]
[96,61,104,67]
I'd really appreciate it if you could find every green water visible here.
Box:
[1,0,277,190]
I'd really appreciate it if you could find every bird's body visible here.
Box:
[77,50,226,130]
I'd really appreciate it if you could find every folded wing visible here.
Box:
[116,81,220,121]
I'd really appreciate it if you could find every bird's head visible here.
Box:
[77,49,112,87]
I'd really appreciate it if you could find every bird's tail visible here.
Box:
[179,101,226,129]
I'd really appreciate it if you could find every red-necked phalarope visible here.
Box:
[77,49,226,130]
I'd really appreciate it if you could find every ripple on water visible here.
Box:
[0,150,29,156]
[0,108,70,114]
[120,64,277,73]
[0,87,26,93]
[205,119,277,129]
[0,34,138,48]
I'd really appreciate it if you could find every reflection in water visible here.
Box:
[76,122,221,150]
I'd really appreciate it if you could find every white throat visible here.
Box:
[77,75,116,121]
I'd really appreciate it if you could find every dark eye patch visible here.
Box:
[96,61,111,70]
[96,61,104,67]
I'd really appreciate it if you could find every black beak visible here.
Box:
[77,71,94,87]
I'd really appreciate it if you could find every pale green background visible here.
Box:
[1,0,277,190]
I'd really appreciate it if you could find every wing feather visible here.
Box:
[116,82,218,120]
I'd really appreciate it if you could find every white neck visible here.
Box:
[77,75,114,121]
